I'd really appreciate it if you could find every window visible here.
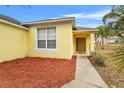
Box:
[37,27,56,50]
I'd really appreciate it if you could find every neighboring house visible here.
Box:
[0,14,97,62]
[95,35,121,46]
[106,36,121,44]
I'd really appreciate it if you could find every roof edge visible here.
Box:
[73,29,98,32]
[0,19,29,30]
[22,17,75,25]
[74,26,98,31]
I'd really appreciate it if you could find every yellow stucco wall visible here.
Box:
[90,33,95,52]
[0,22,27,62]
[27,22,73,59]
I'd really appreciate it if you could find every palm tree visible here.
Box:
[103,5,124,75]
[103,5,124,38]
[113,46,124,75]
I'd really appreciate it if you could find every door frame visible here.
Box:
[76,38,86,53]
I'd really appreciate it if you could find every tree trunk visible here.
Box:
[101,36,104,49]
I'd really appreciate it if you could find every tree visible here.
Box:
[103,5,124,38]
[96,26,116,49]
[113,46,124,76]
[103,5,124,75]
[95,26,107,49]
[6,5,31,9]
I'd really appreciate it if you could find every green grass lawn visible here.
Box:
[94,44,124,88]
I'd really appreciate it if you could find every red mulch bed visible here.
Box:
[87,56,93,64]
[0,56,76,88]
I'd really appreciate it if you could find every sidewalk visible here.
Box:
[62,56,107,88]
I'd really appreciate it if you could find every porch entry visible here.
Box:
[76,38,86,54]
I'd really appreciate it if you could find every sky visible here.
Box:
[0,5,112,28]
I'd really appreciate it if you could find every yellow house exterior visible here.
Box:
[0,15,97,62]
[0,20,28,62]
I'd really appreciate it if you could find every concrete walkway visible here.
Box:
[62,56,107,88]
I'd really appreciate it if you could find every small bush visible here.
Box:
[92,52,106,67]
[115,40,119,43]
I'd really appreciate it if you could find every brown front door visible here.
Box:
[76,38,86,53]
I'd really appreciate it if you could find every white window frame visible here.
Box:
[36,27,57,51]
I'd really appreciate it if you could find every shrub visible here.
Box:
[92,52,106,67]
[115,40,119,43]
